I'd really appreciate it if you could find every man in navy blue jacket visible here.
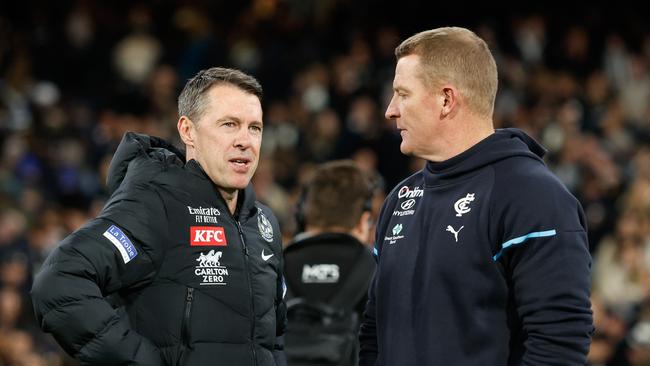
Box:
[358,27,593,365]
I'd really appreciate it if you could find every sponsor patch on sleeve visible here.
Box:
[103,225,138,263]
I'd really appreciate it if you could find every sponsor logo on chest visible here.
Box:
[384,223,405,244]
[190,226,228,246]
[188,206,221,224]
[194,249,230,285]
[393,186,424,217]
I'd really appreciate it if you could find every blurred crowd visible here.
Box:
[0,1,649,365]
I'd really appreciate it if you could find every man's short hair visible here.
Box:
[178,67,263,122]
[302,160,374,231]
[395,27,498,119]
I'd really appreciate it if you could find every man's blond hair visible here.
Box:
[395,27,498,119]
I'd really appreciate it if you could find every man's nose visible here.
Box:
[233,127,253,148]
[385,97,399,120]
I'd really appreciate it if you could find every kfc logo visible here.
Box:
[190,226,227,246]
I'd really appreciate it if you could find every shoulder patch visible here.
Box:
[103,225,138,263]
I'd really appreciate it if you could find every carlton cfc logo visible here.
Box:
[454,193,475,217]
[190,226,228,246]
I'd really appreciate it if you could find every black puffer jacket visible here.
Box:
[31,132,287,365]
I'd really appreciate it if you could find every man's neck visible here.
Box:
[425,116,494,162]
[219,188,239,215]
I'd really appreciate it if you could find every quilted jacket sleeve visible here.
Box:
[31,181,168,365]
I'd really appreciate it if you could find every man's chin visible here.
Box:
[231,175,254,190]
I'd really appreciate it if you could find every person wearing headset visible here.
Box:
[283,160,378,366]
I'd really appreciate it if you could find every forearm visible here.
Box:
[514,231,593,364]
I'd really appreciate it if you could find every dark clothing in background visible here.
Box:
[284,232,374,315]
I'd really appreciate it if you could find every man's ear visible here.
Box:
[439,85,458,118]
[352,211,373,246]
[177,116,195,147]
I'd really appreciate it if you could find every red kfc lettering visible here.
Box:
[190,226,228,246]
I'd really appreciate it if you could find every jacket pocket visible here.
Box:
[177,287,194,366]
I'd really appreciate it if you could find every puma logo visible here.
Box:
[446,225,464,243]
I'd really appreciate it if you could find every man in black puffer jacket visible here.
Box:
[31,67,287,365]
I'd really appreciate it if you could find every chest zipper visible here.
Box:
[178,287,194,366]
[237,221,258,366]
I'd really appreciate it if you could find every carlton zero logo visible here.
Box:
[190,226,227,246]
[195,250,230,285]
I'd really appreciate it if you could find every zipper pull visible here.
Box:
[186,287,194,301]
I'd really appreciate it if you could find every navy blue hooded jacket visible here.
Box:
[359,128,593,365]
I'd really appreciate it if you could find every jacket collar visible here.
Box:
[423,128,545,187]
[184,159,259,221]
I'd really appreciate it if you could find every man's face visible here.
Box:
[385,55,440,158]
[190,84,263,192]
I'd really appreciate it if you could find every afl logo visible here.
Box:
[454,193,475,217]
[401,199,416,210]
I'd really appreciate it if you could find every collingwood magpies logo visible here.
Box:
[257,209,274,242]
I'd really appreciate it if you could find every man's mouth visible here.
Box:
[229,158,252,171]
[230,158,251,166]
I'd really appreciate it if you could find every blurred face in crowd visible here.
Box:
[385,55,441,160]
[179,84,263,194]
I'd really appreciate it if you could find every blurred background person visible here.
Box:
[283,160,379,366]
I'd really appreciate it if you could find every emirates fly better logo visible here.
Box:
[190,226,228,246]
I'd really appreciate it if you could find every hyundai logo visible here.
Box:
[400,199,416,210]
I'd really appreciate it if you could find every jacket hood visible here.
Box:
[424,128,547,187]
[106,132,185,194]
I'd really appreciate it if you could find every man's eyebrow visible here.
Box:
[217,116,241,122]
[217,116,263,125]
